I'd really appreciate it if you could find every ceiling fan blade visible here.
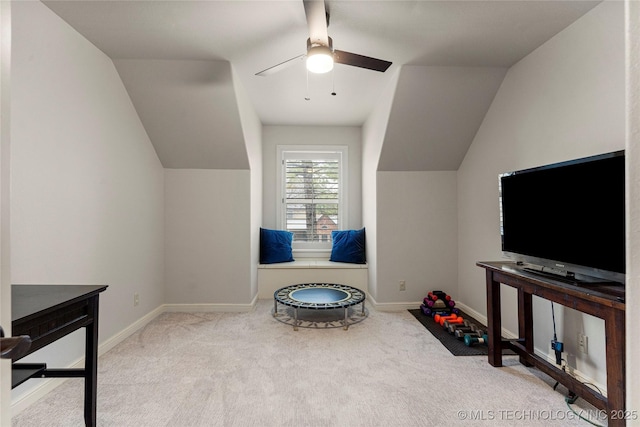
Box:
[303,0,329,46]
[255,54,306,77]
[333,50,392,73]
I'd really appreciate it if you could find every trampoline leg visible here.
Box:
[273,299,278,316]
[343,308,349,330]
[293,308,298,331]
[360,300,366,316]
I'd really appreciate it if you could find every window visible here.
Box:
[277,146,348,252]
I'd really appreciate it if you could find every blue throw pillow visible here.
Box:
[330,228,366,264]
[260,228,294,264]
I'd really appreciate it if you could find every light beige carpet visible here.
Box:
[12,300,605,426]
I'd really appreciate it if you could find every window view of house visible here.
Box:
[284,158,340,242]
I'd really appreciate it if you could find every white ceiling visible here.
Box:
[43,0,600,126]
[39,0,602,170]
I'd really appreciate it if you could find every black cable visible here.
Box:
[556,365,605,426]
[550,302,562,365]
[565,399,604,427]
[548,306,605,427]
[551,301,557,342]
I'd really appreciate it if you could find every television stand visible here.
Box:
[477,261,625,426]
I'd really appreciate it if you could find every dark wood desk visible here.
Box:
[477,262,625,426]
[12,284,108,427]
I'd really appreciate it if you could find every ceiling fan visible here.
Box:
[255,0,392,77]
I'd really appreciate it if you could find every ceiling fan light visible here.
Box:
[306,45,334,73]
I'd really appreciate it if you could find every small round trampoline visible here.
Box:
[273,283,367,330]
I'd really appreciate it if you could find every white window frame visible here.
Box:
[277,145,348,255]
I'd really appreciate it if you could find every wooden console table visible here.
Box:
[477,262,625,426]
[12,284,108,427]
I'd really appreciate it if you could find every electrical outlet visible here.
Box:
[578,333,588,354]
[399,280,406,291]
[134,293,140,307]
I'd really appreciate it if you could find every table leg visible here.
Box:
[518,290,534,367]
[486,270,502,367]
[84,295,99,427]
[604,309,625,426]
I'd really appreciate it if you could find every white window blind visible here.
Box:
[278,146,347,250]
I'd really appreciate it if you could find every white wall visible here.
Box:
[377,171,457,304]
[232,67,262,299]
[625,0,640,413]
[0,1,11,424]
[362,69,400,302]
[262,125,362,243]
[164,169,252,305]
[11,0,165,399]
[458,1,625,390]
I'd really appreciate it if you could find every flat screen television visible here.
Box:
[499,150,625,285]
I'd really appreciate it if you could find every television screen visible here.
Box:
[499,150,625,284]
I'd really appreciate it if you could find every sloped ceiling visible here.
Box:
[42,0,602,171]
[114,59,249,169]
[379,66,508,171]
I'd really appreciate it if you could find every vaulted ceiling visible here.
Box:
[42,0,601,170]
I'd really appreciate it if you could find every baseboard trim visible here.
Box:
[11,305,165,416]
[367,295,422,311]
[536,350,608,398]
[370,299,490,314]
[454,302,518,340]
[11,360,82,416]
[457,303,606,396]
[99,305,165,355]
[163,295,257,313]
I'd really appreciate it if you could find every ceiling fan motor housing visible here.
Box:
[306,37,334,73]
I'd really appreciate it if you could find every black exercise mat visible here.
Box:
[408,308,515,356]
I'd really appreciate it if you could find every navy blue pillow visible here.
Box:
[330,228,366,264]
[260,228,294,264]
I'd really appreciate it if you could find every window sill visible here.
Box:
[258,259,368,269]
[291,248,332,258]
